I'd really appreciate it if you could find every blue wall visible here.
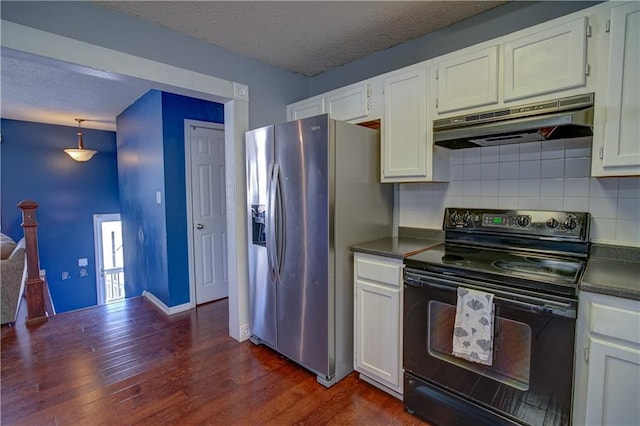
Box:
[0,119,120,313]
[161,92,224,306]
[116,90,224,307]
[116,91,168,303]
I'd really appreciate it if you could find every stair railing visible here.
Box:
[18,200,48,325]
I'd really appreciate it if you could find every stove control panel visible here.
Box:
[444,208,590,239]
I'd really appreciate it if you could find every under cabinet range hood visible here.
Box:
[433,93,594,149]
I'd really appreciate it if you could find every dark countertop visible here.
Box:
[581,258,640,301]
[580,244,640,301]
[350,237,443,259]
[352,233,640,301]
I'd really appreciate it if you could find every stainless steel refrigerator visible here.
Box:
[246,114,392,387]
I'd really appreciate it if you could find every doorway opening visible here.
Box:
[94,213,125,305]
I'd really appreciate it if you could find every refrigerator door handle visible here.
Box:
[267,162,282,285]
[273,162,285,282]
[266,162,277,283]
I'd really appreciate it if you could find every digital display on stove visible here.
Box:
[483,214,510,227]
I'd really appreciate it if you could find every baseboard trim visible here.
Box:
[142,291,192,315]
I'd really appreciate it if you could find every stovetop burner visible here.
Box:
[494,259,557,275]
[406,244,584,292]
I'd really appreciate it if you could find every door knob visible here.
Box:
[196,223,204,230]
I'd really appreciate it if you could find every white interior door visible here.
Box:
[188,123,228,304]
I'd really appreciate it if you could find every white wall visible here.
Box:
[399,138,640,247]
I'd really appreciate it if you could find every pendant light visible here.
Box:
[64,118,97,162]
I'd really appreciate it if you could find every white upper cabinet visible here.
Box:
[287,82,373,123]
[592,1,640,176]
[287,97,325,121]
[325,83,370,122]
[503,17,589,102]
[436,45,499,114]
[382,67,428,182]
[382,65,449,183]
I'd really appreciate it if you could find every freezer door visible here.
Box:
[246,125,277,347]
[274,115,330,376]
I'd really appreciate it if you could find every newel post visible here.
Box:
[18,200,48,325]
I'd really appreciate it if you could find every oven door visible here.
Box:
[403,269,577,426]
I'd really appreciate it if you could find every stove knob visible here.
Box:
[564,218,578,230]
[546,218,559,229]
[517,215,530,227]
[449,212,460,225]
[462,212,472,226]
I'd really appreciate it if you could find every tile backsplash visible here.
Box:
[398,137,640,247]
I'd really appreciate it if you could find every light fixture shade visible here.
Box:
[64,148,97,162]
[65,118,97,162]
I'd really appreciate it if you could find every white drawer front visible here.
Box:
[356,257,402,287]
[590,302,640,345]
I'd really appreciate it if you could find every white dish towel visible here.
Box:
[452,287,495,366]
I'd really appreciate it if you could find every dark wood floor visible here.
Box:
[1,297,425,425]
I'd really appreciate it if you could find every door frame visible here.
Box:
[2,20,251,341]
[93,213,123,305]
[184,119,226,307]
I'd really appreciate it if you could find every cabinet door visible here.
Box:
[596,2,640,175]
[287,97,325,121]
[436,46,499,114]
[503,17,588,102]
[354,279,401,388]
[326,84,370,122]
[585,338,640,425]
[382,67,428,182]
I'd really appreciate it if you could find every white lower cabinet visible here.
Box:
[353,253,404,398]
[573,291,640,425]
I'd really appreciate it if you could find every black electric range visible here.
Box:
[402,208,590,426]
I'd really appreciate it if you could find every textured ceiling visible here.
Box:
[1,54,152,131]
[100,1,505,77]
[2,1,505,131]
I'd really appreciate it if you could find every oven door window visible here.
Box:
[428,300,531,391]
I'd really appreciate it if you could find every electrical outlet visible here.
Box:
[240,324,250,338]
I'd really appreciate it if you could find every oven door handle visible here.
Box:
[404,275,576,319]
